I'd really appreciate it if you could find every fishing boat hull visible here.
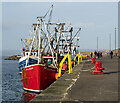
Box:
[22,64,57,93]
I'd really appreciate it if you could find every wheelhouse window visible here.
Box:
[25,52,28,56]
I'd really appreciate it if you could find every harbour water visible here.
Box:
[2,51,37,102]
[2,56,24,102]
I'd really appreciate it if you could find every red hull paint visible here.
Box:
[22,64,57,92]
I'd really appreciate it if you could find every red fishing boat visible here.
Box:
[22,63,57,92]
[20,4,81,93]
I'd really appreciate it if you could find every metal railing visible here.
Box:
[74,54,87,66]
[58,54,72,77]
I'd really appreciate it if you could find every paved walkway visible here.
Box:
[66,57,119,101]
[30,56,119,102]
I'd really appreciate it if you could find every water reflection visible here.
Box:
[21,91,37,103]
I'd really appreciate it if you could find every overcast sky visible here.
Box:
[2,2,118,52]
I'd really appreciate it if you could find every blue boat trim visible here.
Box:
[18,58,38,73]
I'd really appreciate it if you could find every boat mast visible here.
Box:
[38,18,42,64]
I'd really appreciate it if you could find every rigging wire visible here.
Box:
[71,28,81,41]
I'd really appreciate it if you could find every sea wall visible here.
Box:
[4,55,21,60]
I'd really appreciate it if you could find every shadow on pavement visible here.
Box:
[104,71,120,74]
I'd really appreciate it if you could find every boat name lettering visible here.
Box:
[26,67,33,71]
[44,67,47,69]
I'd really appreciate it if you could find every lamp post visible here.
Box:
[109,34,111,51]
[115,27,116,55]
[97,36,98,51]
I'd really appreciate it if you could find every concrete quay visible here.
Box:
[30,57,119,102]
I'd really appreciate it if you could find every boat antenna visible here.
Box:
[21,38,27,48]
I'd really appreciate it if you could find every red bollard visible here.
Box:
[91,58,95,64]
[71,61,74,65]
[92,61,104,74]
[62,63,67,71]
